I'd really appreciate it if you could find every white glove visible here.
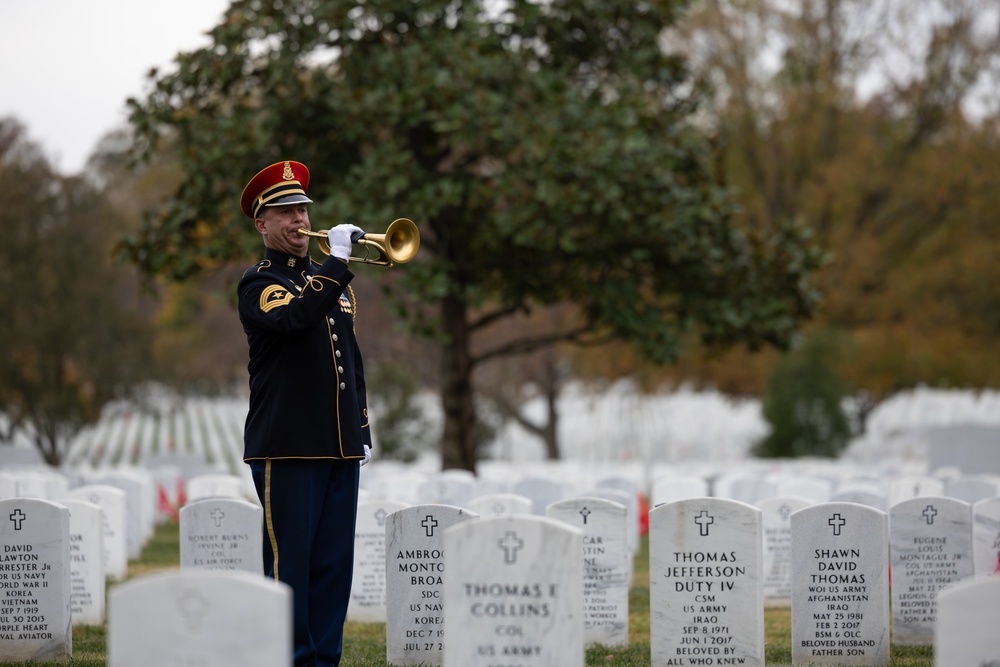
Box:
[327,224,363,261]
[360,444,372,467]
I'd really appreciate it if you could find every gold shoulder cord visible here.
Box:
[347,284,357,320]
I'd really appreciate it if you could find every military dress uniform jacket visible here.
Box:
[238,248,371,461]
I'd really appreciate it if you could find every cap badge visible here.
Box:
[282,162,295,180]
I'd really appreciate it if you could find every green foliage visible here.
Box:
[124,0,823,468]
[754,329,852,458]
[0,119,155,464]
[366,361,432,462]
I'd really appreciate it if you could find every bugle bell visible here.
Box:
[297,218,420,266]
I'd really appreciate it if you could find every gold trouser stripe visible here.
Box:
[264,459,280,580]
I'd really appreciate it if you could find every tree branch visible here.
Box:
[469,304,525,332]
[471,325,612,367]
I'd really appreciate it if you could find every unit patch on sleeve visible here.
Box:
[260,284,294,312]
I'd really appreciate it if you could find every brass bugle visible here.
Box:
[297,218,420,266]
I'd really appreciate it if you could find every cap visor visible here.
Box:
[265,194,313,207]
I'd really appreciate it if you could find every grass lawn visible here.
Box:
[1,521,934,666]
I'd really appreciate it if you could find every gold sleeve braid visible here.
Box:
[347,284,357,320]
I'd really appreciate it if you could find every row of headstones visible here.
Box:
[363,463,1000,521]
[61,397,246,474]
[2,494,999,665]
[169,491,1000,665]
[653,471,1000,508]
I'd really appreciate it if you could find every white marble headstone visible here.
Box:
[579,487,638,557]
[385,504,479,666]
[649,498,764,666]
[945,477,998,504]
[467,493,533,517]
[348,499,409,622]
[888,476,945,506]
[417,475,476,508]
[67,484,128,581]
[934,576,1000,666]
[972,496,1000,576]
[547,497,629,647]
[14,471,51,500]
[179,498,263,574]
[829,486,888,512]
[651,474,709,507]
[889,496,973,645]
[790,502,890,666]
[107,569,292,667]
[91,472,147,559]
[185,473,246,503]
[757,495,814,607]
[443,515,584,667]
[0,498,72,662]
[63,499,106,625]
[512,477,565,516]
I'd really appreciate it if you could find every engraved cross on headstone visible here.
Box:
[422,515,439,537]
[922,505,938,525]
[492,502,506,516]
[579,507,591,525]
[779,504,792,521]
[375,508,388,527]
[694,509,714,536]
[178,588,208,633]
[498,531,524,565]
[211,508,225,527]
[9,509,26,530]
[829,513,846,536]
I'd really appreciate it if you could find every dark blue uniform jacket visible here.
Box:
[237,248,371,461]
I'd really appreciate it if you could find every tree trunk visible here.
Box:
[439,293,477,472]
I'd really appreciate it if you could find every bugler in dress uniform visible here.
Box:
[237,160,370,667]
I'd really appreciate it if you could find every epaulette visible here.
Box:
[241,260,271,280]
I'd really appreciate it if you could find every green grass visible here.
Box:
[1,522,934,666]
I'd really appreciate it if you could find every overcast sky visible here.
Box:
[0,0,230,175]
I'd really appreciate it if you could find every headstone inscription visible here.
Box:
[442,515,584,667]
[934,576,1000,666]
[971,496,1000,576]
[547,497,630,647]
[385,504,479,666]
[63,499,106,625]
[347,499,409,622]
[889,496,973,645]
[757,496,814,607]
[649,498,764,667]
[580,487,638,558]
[790,502,890,666]
[107,569,292,667]
[179,497,263,574]
[0,498,72,662]
[67,484,128,581]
